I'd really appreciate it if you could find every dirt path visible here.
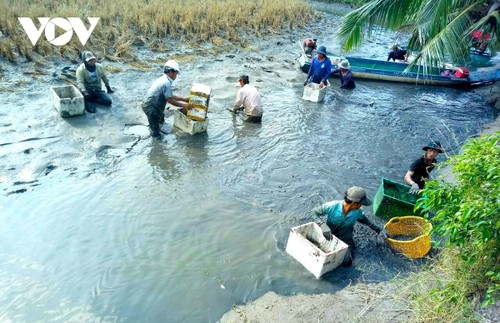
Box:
[220,281,413,322]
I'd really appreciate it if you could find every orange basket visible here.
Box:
[384,216,432,259]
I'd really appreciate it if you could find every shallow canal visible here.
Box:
[0,7,498,322]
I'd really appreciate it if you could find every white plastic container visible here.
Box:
[286,222,348,279]
[50,85,85,117]
[173,109,208,135]
[302,81,329,102]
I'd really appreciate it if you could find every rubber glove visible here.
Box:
[106,85,114,94]
[319,222,333,240]
[409,183,420,194]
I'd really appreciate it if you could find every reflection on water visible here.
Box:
[1,20,498,323]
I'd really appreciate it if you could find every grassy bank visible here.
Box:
[403,132,500,322]
[0,0,316,62]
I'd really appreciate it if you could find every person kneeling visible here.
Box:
[76,51,114,113]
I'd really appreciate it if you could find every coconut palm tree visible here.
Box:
[337,0,499,70]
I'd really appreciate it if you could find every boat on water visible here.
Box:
[299,42,499,87]
[469,47,493,67]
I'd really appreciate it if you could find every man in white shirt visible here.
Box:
[229,75,263,123]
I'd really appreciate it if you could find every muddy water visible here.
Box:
[1,7,498,323]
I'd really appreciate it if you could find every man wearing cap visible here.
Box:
[304,46,331,89]
[405,141,445,194]
[330,59,356,89]
[229,75,263,123]
[76,51,114,113]
[310,186,388,267]
[141,60,192,139]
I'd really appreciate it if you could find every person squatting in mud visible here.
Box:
[141,60,193,139]
[76,51,114,113]
[310,186,389,267]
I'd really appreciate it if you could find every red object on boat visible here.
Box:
[455,67,470,78]
[304,38,317,49]
[471,30,492,41]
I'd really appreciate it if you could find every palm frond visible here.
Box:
[409,6,473,70]
[338,0,426,51]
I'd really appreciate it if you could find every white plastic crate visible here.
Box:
[302,81,329,102]
[173,109,208,135]
[50,85,85,117]
[286,222,348,279]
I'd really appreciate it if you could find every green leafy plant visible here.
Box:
[416,132,500,308]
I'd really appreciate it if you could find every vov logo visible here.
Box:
[18,17,100,46]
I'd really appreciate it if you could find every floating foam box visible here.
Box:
[187,83,211,121]
[173,109,208,135]
[50,85,85,117]
[286,222,348,279]
[302,81,329,102]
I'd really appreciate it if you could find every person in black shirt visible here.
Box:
[331,59,356,89]
[387,44,408,62]
[404,141,444,194]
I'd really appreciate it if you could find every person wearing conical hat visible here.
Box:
[405,141,445,194]
[330,59,356,89]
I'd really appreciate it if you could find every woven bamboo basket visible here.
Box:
[384,216,432,259]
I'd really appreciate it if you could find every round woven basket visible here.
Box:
[384,216,432,259]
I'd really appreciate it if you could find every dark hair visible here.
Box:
[239,75,249,85]
[164,67,177,74]
[344,196,353,204]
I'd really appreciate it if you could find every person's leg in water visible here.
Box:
[341,242,355,267]
[243,114,262,123]
[143,105,162,138]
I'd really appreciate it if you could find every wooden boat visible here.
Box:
[469,47,493,67]
[299,43,499,87]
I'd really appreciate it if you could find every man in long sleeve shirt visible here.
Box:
[229,75,263,123]
[304,46,332,89]
[310,186,387,267]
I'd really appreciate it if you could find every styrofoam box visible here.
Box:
[188,83,211,121]
[50,85,85,117]
[302,81,329,102]
[186,106,208,121]
[286,222,348,279]
[173,109,208,135]
[190,82,211,98]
